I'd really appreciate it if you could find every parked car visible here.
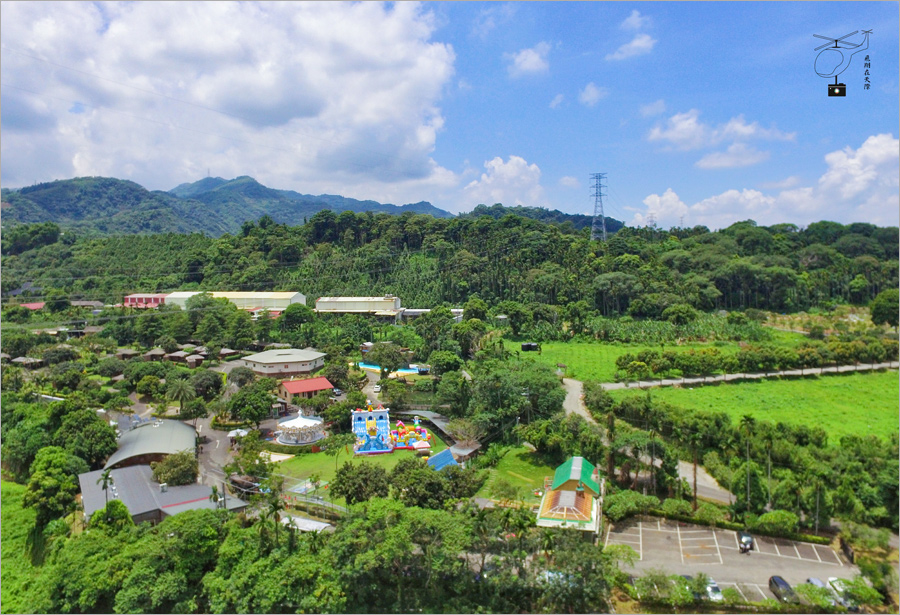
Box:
[373,385,381,393]
[828,577,860,612]
[806,577,837,607]
[769,576,800,603]
[706,579,724,602]
[738,530,754,552]
[680,575,702,601]
[332,388,343,396]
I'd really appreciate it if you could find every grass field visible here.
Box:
[513,340,733,383]
[512,332,818,383]
[276,432,449,502]
[475,446,558,506]
[608,370,899,441]
[1,481,40,614]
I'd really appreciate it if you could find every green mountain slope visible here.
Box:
[1,176,454,237]
[461,203,623,233]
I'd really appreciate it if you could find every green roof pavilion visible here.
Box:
[550,456,600,496]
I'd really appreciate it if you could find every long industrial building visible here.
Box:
[122,291,306,312]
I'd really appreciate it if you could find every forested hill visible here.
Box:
[0,176,454,237]
[2,210,897,320]
[461,203,623,233]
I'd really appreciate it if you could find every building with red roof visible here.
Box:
[278,376,334,403]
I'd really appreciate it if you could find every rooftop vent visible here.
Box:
[160,483,168,493]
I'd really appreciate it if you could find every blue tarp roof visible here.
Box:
[427,449,458,472]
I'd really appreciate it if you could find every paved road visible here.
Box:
[599,361,898,391]
[562,377,734,504]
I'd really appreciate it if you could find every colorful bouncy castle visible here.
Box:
[351,404,432,455]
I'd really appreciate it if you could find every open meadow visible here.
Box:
[607,370,899,441]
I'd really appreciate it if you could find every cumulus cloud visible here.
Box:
[505,42,550,77]
[463,155,546,207]
[634,135,899,228]
[559,176,580,188]
[621,10,650,31]
[640,99,666,117]
[606,33,656,61]
[471,3,517,39]
[549,93,564,109]
[578,82,607,107]
[648,109,795,151]
[0,2,459,204]
[696,144,770,169]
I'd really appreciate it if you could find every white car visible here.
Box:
[706,580,724,602]
[373,385,381,393]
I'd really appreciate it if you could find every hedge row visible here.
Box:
[210,418,251,431]
[260,441,318,455]
[641,510,832,545]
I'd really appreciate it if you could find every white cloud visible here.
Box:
[631,188,688,228]
[505,42,550,77]
[640,99,666,117]
[559,176,580,188]
[605,33,656,61]
[758,176,802,190]
[634,135,899,228]
[0,2,460,205]
[549,93,564,109]
[648,109,795,152]
[647,109,709,149]
[818,133,899,200]
[463,155,546,207]
[621,10,650,31]
[471,3,517,39]
[578,82,607,107]
[695,143,770,169]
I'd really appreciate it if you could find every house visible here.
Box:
[185,354,204,368]
[242,348,326,377]
[218,348,239,359]
[104,419,196,469]
[20,302,46,310]
[164,350,189,363]
[11,357,43,368]
[278,376,335,403]
[535,456,603,533]
[142,348,166,361]
[115,348,140,360]
[123,293,168,308]
[79,464,246,525]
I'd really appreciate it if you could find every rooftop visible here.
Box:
[281,376,334,395]
[243,348,326,364]
[104,419,196,469]
[551,456,600,496]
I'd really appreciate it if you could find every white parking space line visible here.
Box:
[734,531,740,549]
[793,542,801,559]
[712,527,723,564]
[773,539,782,556]
[677,523,684,564]
[813,545,823,563]
[752,584,769,600]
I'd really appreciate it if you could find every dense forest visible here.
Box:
[2,209,897,323]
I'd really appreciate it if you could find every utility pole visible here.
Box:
[590,173,608,242]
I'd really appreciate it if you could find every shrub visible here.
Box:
[661,498,693,517]
[605,490,660,522]
[752,509,799,536]
[151,450,198,486]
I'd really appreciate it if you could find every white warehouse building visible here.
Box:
[165,291,306,311]
[315,295,402,316]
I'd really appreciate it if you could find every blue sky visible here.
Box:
[1,2,897,228]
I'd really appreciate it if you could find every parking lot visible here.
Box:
[605,516,857,596]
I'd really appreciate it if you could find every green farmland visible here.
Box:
[608,370,899,441]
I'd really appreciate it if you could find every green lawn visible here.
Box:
[1,481,40,614]
[475,446,558,506]
[277,432,448,490]
[608,370,899,441]
[514,340,735,383]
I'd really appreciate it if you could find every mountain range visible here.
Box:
[0,175,619,237]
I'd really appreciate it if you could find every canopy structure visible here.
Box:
[276,415,325,445]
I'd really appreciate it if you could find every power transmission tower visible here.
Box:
[590,172,608,242]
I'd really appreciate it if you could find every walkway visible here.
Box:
[598,361,898,391]
[562,377,734,505]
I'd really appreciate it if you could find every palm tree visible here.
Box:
[761,428,775,510]
[97,468,114,510]
[740,415,756,513]
[209,485,221,509]
[167,378,196,415]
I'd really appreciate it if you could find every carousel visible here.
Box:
[275,414,326,445]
